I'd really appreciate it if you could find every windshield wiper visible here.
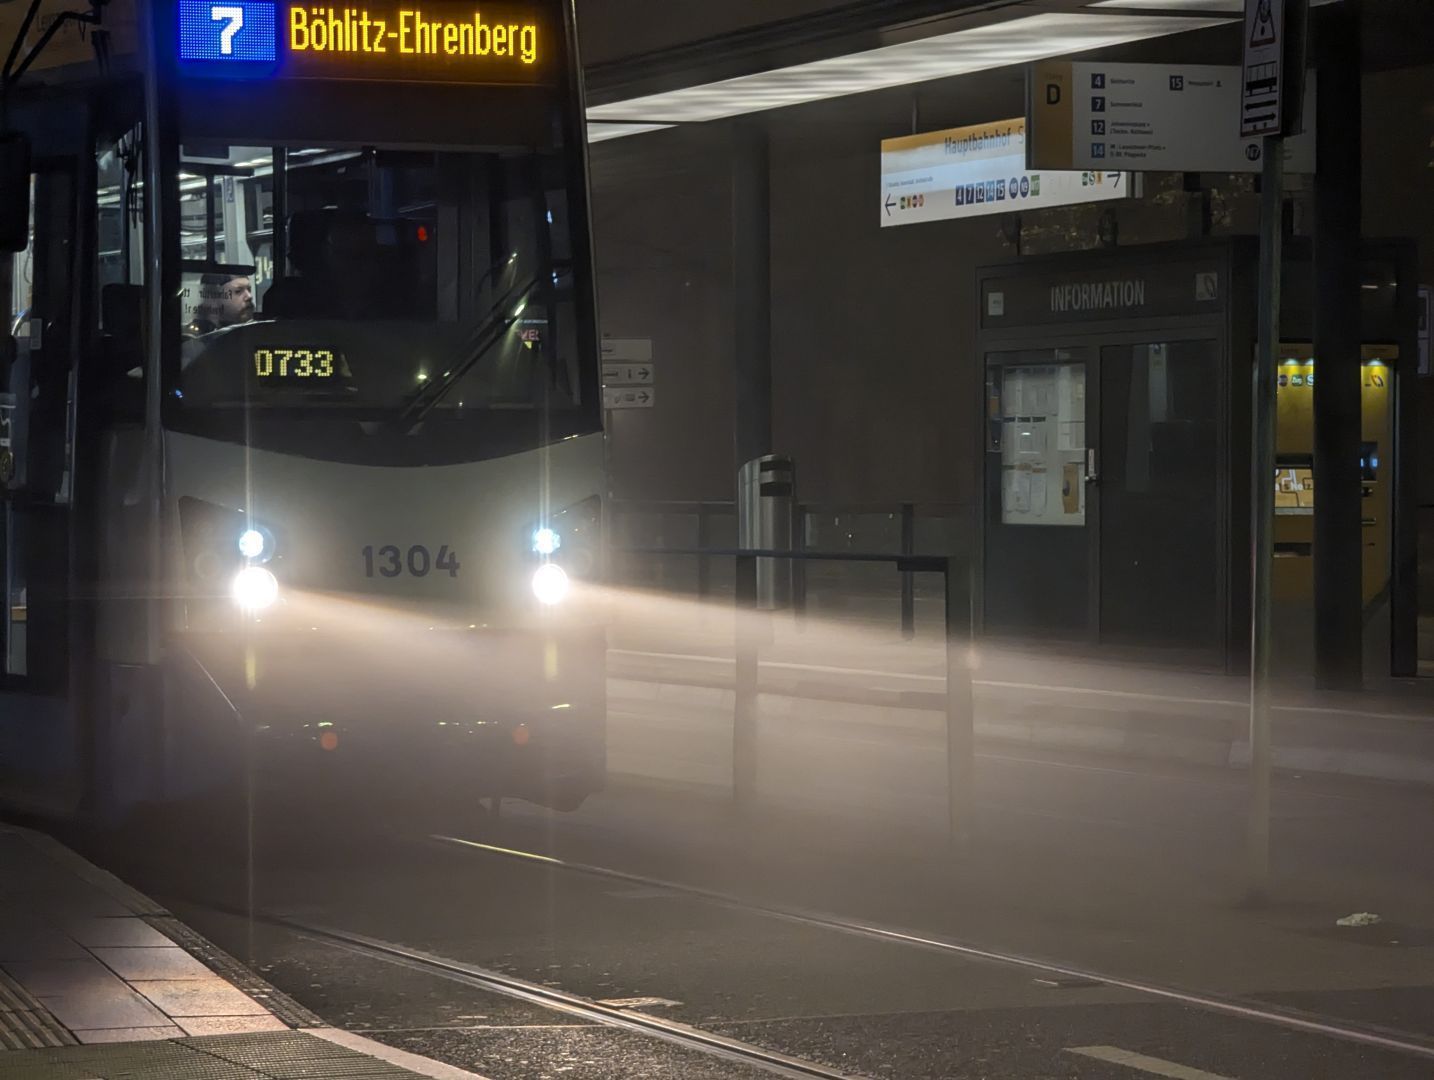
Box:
[394,268,548,433]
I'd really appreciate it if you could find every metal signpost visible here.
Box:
[1245,0,1308,902]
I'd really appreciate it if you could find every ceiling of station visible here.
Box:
[584,0,1234,141]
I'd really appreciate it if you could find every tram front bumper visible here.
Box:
[177,622,606,810]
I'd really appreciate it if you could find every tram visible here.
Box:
[0,0,606,822]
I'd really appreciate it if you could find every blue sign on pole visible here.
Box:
[178,0,278,63]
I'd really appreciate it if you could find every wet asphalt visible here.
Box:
[83,745,1434,1080]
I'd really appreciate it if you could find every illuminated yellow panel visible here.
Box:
[283,2,548,82]
[1272,345,1395,610]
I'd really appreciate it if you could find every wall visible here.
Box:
[589,25,1263,511]
[590,130,735,502]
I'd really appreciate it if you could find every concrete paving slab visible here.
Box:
[176,1015,290,1037]
[63,919,172,949]
[0,930,89,963]
[70,1025,185,1044]
[91,947,213,982]
[2,958,171,1032]
[132,978,269,1018]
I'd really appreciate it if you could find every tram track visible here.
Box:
[425,832,1434,1066]
[233,910,867,1080]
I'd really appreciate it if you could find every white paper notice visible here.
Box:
[1057,420,1086,452]
[1029,470,1048,515]
[1017,420,1047,456]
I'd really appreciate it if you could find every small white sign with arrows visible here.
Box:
[604,387,656,410]
[602,362,654,386]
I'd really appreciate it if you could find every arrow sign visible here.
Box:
[602,363,655,387]
[603,387,657,410]
[885,194,895,216]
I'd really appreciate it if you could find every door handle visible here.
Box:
[1085,448,1099,484]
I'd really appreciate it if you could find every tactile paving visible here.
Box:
[0,969,74,1050]
[0,1031,442,1079]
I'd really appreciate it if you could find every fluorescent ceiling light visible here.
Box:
[587,12,1227,127]
[588,122,674,143]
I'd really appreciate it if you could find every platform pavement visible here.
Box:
[0,824,487,1080]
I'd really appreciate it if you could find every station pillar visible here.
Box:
[1312,0,1364,689]
[731,122,772,468]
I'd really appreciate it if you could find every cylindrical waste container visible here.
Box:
[737,455,795,609]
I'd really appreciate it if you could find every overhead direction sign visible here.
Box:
[1028,60,1315,174]
[879,118,1131,229]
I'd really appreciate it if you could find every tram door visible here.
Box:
[0,129,87,820]
[983,338,1221,655]
[2,161,77,689]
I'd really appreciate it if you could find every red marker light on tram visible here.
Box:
[320,731,339,752]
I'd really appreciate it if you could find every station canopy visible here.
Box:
[584,0,1340,142]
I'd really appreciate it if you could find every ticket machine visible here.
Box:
[1272,345,1396,611]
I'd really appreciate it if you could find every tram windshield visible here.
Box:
[170,139,583,417]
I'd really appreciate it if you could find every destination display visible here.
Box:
[176,0,552,82]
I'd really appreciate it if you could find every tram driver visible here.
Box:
[187,273,255,336]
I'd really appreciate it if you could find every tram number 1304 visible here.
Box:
[363,544,461,578]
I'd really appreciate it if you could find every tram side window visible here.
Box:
[96,127,146,419]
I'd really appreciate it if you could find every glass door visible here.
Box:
[983,349,1094,639]
[1097,340,1221,653]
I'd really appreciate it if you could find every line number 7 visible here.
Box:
[211,5,244,54]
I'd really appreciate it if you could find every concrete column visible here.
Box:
[731,122,771,470]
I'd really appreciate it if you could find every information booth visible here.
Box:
[975,239,1419,676]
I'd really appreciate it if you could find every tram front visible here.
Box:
[139,0,606,815]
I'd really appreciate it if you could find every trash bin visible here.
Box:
[737,455,795,609]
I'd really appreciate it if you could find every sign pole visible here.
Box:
[1242,0,1304,903]
[1248,132,1281,903]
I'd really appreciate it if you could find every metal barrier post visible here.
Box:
[733,553,759,812]
[943,558,975,849]
[792,506,807,628]
[696,504,711,599]
[900,504,915,640]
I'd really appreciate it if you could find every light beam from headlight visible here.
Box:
[231,566,279,611]
[531,563,569,606]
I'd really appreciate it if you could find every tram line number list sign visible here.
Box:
[1027,60,1315,175]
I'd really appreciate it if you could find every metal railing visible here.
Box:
[611,500,974,641]
[618,544,977,847]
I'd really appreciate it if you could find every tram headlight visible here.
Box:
[531,563,569,606]
[238,528,267,559]
[231,566,279,612]
[527,496,600,579]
